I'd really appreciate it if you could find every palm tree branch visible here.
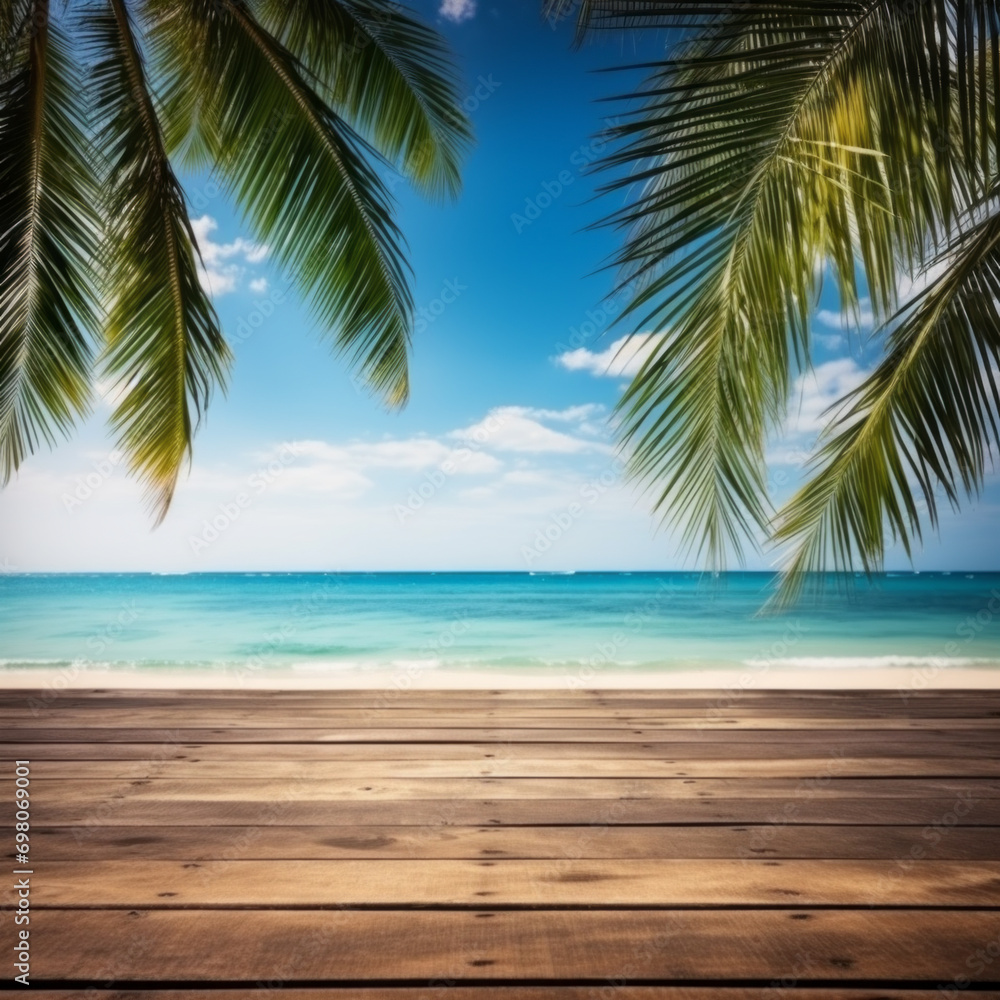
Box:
[89,0,230,522]
[258,0,472,198]
[0,0,100,481]
[148,0,413,405]
[564,1,993,573]
[611,7,913,564]
[771,204,1000,603]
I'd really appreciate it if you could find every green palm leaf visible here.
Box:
[0,1,100,482]
[1,0,468,520]
[86,0,230,522]
[150,0,414,406]
[258,0,473,199]
[772,204,1000,603]
[562,1,997,576]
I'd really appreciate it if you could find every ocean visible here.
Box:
[1,571,999,686]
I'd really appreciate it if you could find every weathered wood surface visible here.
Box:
[20,755,1000,777]
[6,726,1000,744]
[16,824,1000,861]
[28,858,1000,906]
[4,687,1000,992]
[28,992,1000,1000]
[25,775,1000,799]
[10,739,999,759]
[27,909,1000,981]
[24,796,1000,826]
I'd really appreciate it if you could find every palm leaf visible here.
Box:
[568,1,993,567]
[148,0,413,406]
[257,0,473,199]
[0,0,100,482]
[1,0,32,69]
[86,0,230,522]
[772,203,1000,604]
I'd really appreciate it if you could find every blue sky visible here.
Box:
[0,0,997,572]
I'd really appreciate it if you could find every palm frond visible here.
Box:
[258,0,472,199]
[86,0,230,522]
[0,1,100,482]
[582,2,993,566]
[1,0,32,69]
[772,204,1000,604]
[149,0,413,406]
[543,0,706,38]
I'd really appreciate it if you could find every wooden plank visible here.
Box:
[7,688,1000,990]
[25,776,1000,801]
[25,795,1000,826]
[6,726,1000,742]
[9,740,999,760]
[10,703,1000,719]
[26,755,1000,778]
[20,824,1000,861]
[29,908,1000,981]
[2,711,1000,739]
[30,991,999,1000]
[28,858,1000,907]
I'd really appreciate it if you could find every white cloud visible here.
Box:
[249,278,269,294]
[815,331,845,351]
[285,437,501,476]
[4,390,989,573]
[439,0,476,22]
[556,333,665,378]
[766,358,869,468]
[897,259,951,304]
[92,378,131,410]
[784,358,869,437]
[191,216,269,298]
[518,404,605,425]
[816,300,874,331]
[450,406,610,454]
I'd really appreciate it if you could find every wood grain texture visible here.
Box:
[5,726,1000,743]
[22,755,1000,778]
[26,775,1000,800]
[29,908,1000,981]
[5,687,1000,990]
[23,796,999,826]
[17,824,1000,861]
[9,739,999,759]
[6,715,1000,730]
[28,858,1000,906]
[29,992,1000,1000]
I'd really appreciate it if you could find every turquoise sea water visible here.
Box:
[0,572,999,683]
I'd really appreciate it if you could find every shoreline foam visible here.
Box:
[2,665,998,690]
